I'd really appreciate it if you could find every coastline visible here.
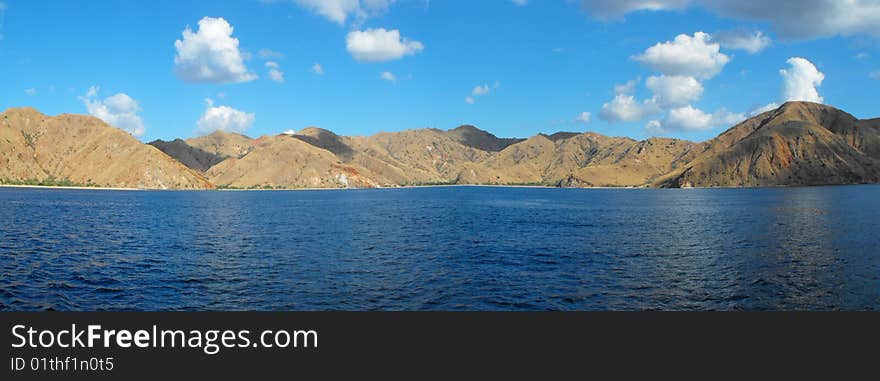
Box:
[0,184,142,191]
[0,183,635,191]
[1,182,875,192]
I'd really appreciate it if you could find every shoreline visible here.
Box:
[0,184,142,191]
[1,183,876,192]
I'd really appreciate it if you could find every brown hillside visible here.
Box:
[0,107,214,189]
[656,102,880,187]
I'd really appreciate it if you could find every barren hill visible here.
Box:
[185,131,254,159]
[442,125,525,152]
[148,138,225,172]
[0,108,214,189]
[655,102,880,187]
[5,102,876,190]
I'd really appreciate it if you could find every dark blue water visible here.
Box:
[1,185,879,311]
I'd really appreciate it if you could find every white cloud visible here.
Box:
[614,78,639,95]
[24,88,36,96]
[633,32,730,79]
[580,0,880,39]
[714,29,771,53]
[472,84,490,96]
[646,119,665,135]
[464,83,493,104]
[265,61,285,83]
[380,71,397,82]
[780,57,824,103]
[576,112,592,124]
[645,75,703,107]
[599,94,660,122]
[173,17,256,84]
[662,105,713,131]
[346,28,424,62]
[197,99,255,135]
[281,129,297,135]
[258,48,283,59]
[511,0,529,5]
[312,63,324,75]
[870,70,880,80]
[648,106,745,133]
[292,0,396,25]
[80,86,146,137]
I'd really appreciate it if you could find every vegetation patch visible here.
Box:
[0,177,100,188]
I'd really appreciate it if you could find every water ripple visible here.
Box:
[0,186,879,310]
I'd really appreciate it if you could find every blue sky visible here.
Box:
[1,0,878,142]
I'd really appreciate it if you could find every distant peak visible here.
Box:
[203,130,252,140]
[545,132,581,142]
[297,126,338,137]
[451,125,482,132]
[2,106,46,118]
[766,101,855,125]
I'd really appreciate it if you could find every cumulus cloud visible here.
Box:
[312,63,324,75]
[648,106,745,133]
[197,99,255,135]
[660,106,712,131]
[780,57,824,103]
[645,75,703,108]
[714,29,771,53]
[24,88,36,96]
[380,71,397,82]
[614,78,639,95]
[599,94,661,122]
[747,57,825,115]
[174,17,256,84]
[80,86,146,137]
[576,112,592,124]
[633,32,730,79]
[464,96,475,104]
[645,120,665,135]
[580,0,880,39]
[265,61,285,83]
[346,28,424,62]
[292,0,396,25]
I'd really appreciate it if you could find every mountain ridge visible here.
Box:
[5,102,879,189]
[1,107,214,189]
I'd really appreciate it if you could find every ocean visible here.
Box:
[1,185,878,310]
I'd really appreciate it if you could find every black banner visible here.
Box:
[2,312,878,379]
